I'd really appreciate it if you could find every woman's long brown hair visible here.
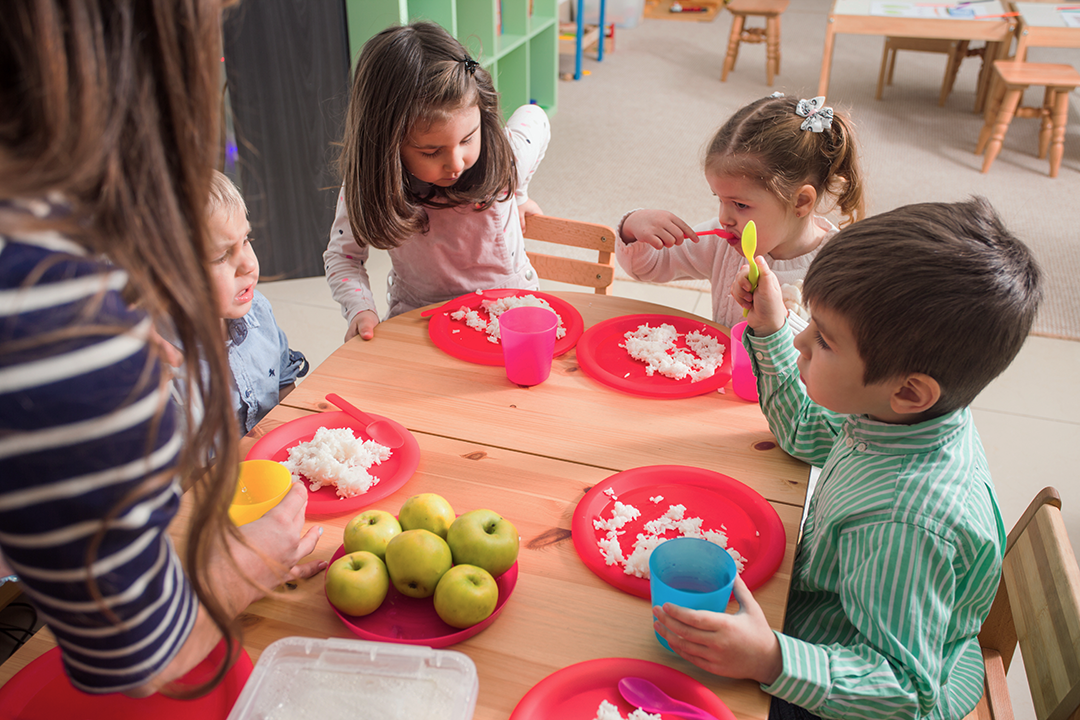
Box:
[1,0,243,696]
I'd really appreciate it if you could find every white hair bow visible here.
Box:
[795,96,834,133]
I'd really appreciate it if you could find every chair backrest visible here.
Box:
[523,215,616,295]
[965,486,1080,720]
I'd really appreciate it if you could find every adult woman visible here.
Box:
[0,0,322,697]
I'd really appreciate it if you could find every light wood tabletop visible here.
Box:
[0,291,811,719]
[819,0,1019,110]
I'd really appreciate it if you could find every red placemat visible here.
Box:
[426,290,584,366]
[576,314,732,398]
[571,465,785,599]
[245,411,420,517]
[326,544,518,648]
[510,657,736,719]
[0,640,251,720]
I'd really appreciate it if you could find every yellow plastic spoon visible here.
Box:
[741,220,759,317]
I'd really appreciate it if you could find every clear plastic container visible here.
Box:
[226,637,479,720]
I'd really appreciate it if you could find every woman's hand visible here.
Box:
[653,575,783,685]
[211,483,326,614]
[731,257,787,337]
[345,310,379,342]
[621,209,698,249]
[238,483,326,586]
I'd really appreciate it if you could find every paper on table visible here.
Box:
[870,1,980,17]
[871,2,952,17]
[1064,10,1080,27]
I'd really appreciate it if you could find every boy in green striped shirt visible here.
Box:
[654,198,1042,720]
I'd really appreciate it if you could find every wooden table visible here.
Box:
[1013,2,1080,58]
[0,292,810,719]
[819,0,1018,110]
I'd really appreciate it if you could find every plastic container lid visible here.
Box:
[225,637,478,720]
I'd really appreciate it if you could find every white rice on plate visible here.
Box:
[593,700,661,720]
[282,426,392,499]
[620,323,725,382]
[593,491,746,579]
[449,293,567,344]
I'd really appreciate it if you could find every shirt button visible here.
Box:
[856,442,867,452]
[755,351,764,360]
[525,269,534,281]
[845,437,854,448]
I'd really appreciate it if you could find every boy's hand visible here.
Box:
[731,256,786,336]
[518,198,543,231]
[622,209,698,249]
[653,575,783,685]
[345,310,379,342]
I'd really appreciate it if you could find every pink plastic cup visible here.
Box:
[499,306,558,386]
[731,321,759,402]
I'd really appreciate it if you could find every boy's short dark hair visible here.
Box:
[802,197,1042,415]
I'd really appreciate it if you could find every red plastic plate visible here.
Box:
[0,641,251,720]
[426,290,584,366]
[575,314,733,399]
[571,465,786,599]
[245,411,420,517]
[509,657,736,720]
[326,544,518,648]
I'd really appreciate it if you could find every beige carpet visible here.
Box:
[532,0,1080,340]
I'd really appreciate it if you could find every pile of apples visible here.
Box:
[324,493,520,629]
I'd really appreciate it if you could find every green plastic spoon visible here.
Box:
[741,220,758,317]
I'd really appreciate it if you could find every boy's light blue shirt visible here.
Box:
[227,290,308,433]
[746,319,1005,720]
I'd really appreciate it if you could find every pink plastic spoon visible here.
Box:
[618,677,726,720]
[324,393,405,449]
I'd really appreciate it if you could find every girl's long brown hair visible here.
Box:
[338,21,517,250]
[1,0,243,696]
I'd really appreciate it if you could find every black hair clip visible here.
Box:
[462,57,479,76]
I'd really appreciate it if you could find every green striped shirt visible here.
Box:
[747,321,1005,720]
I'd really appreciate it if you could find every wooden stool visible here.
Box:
[976,60,1080,178]
[876,37,984,107]
[721,0,789,87]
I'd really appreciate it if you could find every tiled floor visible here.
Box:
[261,247,1079,720]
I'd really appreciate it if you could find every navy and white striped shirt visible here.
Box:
[0,200,197,693]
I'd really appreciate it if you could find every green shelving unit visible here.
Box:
[344,0,559,118]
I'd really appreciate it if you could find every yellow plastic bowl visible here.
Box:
[229,460,293,526]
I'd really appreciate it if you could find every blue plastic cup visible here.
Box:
[649,537,737,652]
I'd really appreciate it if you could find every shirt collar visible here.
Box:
[842,408,971,455]
[225,303,261,347]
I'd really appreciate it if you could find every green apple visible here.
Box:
[324,551,389,617]
[433,564,499,629]
[384,528,452,598]
[343,509,402,560]
[397,493,456,539]
[446,509,519,578]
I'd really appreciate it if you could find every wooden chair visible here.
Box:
[523,215,616,295]
[962,486,1080,720]
[876,37,985,106]
[721,0,790,87]
[975,60,1080,178]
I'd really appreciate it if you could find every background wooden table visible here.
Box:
[1012,2,1080,58]
[0,292,811,720]
[819,0,1018,110]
